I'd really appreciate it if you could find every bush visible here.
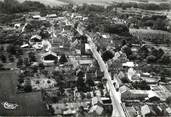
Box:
[47,80,51,84]
[24,85,32,92]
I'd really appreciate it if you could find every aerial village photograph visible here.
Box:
[0,0,171,117]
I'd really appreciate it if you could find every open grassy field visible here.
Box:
[0,70,50,116]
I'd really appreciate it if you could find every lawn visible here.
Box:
[0,70,51,116]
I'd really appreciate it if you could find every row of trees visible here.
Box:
[0,0,46,14]
[128,15,169,31]
[130,29,171,44]
[110,2,170,11]
[122,43,171,65]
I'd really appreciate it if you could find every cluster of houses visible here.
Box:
[67,11,171,117]
[16,11,116,116]
[12,8,171,117]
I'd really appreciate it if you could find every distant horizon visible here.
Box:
[0,0,170,7]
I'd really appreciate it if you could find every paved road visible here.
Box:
[86,34,126,117]
[74,21,126,116]
[0,70,50,116]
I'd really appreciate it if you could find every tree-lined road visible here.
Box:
[85,34,126,117]
[73,19,126,117]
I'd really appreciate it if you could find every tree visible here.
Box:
[1,46,4,51]
[7,45,23,56]
[39,63,45,70]
[157,49,164,59]
[28,52,36,62]
[8,55,14,62]
[24,58,30,66]
[121,77,129,83]
[103,24,130,36]
[77,76,86,92]
[138,45,149,59]
[0,63,3,70]
[54,58,58,65]
[77,70,85,78]
[24,78,32,92]
[1,55,7,63]
[158,55,170,65]
[59,54,68,64]
[132,80,150,90]
[166,96,171,105]
[102,50,114,62]
[17,57,23,68]
[86,77,95,87]
[40,30,50,39]
[146,55,157,63]
[122,45,132,60]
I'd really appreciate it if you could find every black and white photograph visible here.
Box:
[0,0,171,116]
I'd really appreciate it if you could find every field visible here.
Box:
[63,0,117,6]
[0,70,50,116]
[0,0,170,6]
[16,0,118,6]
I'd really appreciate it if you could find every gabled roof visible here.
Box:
[130,90,148,95]
[41,51,57,57]
[166,107,171,114]
[141,105,151,115]
[46,14,57,18]
[147,90,160,99]
[122,62,135,67]
[119,85,130,94]
[31,35,41,40]
[32,15,41,19]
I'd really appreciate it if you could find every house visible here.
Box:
[113,74,123,89]
[21,44,30,48]
[165,107,171,116]
[120,86,148,101]
[145,90,161,102]
[127,67,136,81]
[32,42,43,50]
[152,105,164,116]
[46,14,57,18]
[32,15,41,19]
[141,105,156,117]
[122,62,136,68]
[101,97,112,105]
[42,40,52,52]
[41,51,58,66]
[39,17,47,21]
[29,35,44,49]
[119,85,130,94]
[29,35,42,45]
[89,102,104,116]
[126,106,138,117]
[14,23,21,29]
[78,59,93,66]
